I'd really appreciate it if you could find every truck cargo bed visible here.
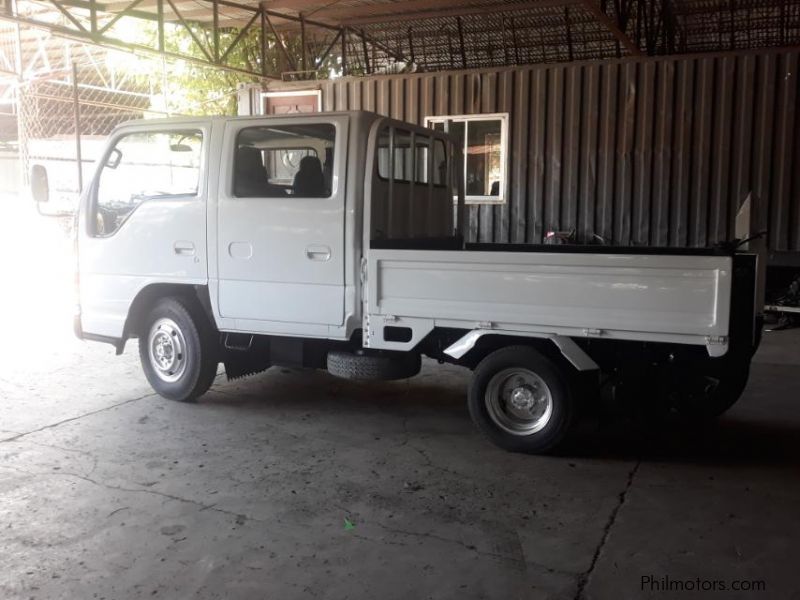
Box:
[365,248,733,356]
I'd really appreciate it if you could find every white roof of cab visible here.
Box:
[112,110,385,131]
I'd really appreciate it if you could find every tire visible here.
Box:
[138,296,218,402]
[327,350,421,381]
[468,346,574,454]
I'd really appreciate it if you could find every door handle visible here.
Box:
[305,245,331,261]
[174,241,196,256]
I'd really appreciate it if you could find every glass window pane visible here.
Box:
[433,139,447,186]
[377,128,441,186]
[235,123,335,198]
[416,136,430,184]
[393,129,412,182]
[95,130,202,236]
[466,119,502,197]
[427,115,506,202]
[263,147,318,185]
[448,121,465,152]
[377,129,391,179]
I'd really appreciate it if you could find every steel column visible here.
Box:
[71,61,83,193]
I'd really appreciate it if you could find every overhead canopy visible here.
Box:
[0,0,798,79]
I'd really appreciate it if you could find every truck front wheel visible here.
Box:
[468,346,575,454]
[139,297,218,402]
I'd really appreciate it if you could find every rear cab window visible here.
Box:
[371,122,460,244]
[233,123,336,198]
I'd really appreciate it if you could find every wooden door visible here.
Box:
[263,92,320,115]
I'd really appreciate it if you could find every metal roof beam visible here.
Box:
[174,0,582,27]
[0,5,282,79]
[580,0,642,55]
[176,1,466,24]
[105,0,322,11]
[228,9,608,37]
[257,0,320,9]
[327,0,582,27]
[314,0,579,22]
[376,27,625,53]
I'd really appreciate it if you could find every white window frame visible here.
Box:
[424,112,509,204]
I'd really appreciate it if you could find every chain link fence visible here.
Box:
[4,34,246,213]
[12,47,177,213]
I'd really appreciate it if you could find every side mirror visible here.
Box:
[30,164,49,203]
[106,147,122,169]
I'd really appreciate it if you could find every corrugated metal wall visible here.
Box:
[267,49,800,253]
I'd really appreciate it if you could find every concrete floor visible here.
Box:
[2,201,800,599]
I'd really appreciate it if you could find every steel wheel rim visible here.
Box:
[485,367,553,436]
[147,317,188,383]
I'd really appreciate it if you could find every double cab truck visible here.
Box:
[57,111,761,454]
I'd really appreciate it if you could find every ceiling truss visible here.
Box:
[0,0,798,81]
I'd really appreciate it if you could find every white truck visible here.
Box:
[49,111,761,453]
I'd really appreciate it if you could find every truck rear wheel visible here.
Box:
[468,346,574,454]
[139,297,218,402]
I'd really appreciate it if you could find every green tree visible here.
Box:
[158,23,342,115]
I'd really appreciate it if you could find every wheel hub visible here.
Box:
[147,318,187,383]
[484,368,554,436]
[153,332,176,369]
[509,386,536,411]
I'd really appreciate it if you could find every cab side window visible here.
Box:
[94,130,202,236]
[234,123,336,198]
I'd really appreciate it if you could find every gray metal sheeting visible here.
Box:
[308,50,800,252]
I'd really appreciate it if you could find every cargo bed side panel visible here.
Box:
[365,249,732,352]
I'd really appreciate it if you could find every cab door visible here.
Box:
[78,124,208,339]
[215,116,347,333]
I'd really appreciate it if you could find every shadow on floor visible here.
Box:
[563,415,800,466]
[197,362,800,467]
[203,366,467,412]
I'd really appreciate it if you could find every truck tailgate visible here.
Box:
[366,249,733,353]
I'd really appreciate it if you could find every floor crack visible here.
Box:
[375,521,576,576]
[0,464,266,524]
[573,459,641,600]
[0,392,155,444]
